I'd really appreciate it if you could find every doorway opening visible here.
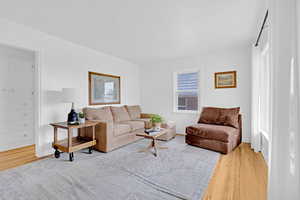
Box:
[0,44,38,154]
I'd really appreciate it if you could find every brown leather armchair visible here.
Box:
[185,107,242,154]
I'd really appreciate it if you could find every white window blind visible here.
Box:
[174,71,199,112]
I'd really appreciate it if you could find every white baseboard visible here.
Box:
[242,137,251,143]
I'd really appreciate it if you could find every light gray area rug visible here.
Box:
[0,137,219,200]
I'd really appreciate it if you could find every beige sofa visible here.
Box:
[80,105,154,152]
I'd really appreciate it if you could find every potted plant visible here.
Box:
[78,112,86,124]
[150,114,163,131]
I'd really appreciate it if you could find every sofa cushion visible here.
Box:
[217,107,240,128]
[198,107,221,124]
[126,105,142,120]
[83,106,113,122]
[121,121,144,131]
[111,106,131,122]
[113,123,131,136]
[134,118,152,129]
[186,123,239,143]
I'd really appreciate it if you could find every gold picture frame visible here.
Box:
[88,71,121,105]
[215,71,237,89]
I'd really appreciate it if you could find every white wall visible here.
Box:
[140,46,251,142]
[0,19,140,156]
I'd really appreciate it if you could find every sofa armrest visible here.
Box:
[79,120,114,152]
[141,113,154,118]
[95,120,115,152]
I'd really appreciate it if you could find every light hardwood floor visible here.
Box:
[0,142,267,200]
[0,145,39,171]
[202,143,268,200]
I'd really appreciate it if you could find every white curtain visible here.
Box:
[251,46,262,152]
[268,0,300,199]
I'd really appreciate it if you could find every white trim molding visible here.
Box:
[0,42,43,157]
[33,50,43,157]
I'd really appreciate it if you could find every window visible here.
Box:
[174,71,199,113]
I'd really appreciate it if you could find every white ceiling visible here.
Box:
[0,0,266,64]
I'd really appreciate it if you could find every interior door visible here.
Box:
[0,45,35,151]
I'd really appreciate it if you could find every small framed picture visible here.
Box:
[215,71,237,89]
[88,71,121,105]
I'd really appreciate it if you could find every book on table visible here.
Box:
[145,128,164,136]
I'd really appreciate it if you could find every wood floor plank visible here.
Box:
[202,143,268,200]
[0,156,38,171]
[0,145,35,156]
[0,145,39,171]
[0,150,36,160]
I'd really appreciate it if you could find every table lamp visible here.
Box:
[62,88,78,125]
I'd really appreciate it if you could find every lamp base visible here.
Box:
[67,109,78,125]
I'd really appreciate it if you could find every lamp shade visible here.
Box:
[62,88,78,102]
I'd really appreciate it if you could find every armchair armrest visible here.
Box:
[238,114,242,144]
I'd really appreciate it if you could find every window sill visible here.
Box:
[173,110,199,114]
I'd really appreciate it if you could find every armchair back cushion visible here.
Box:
[83,106,113,122]
[198,107,240,128]
[217,107,240,128]
[198,107,220,124]
[126,105,142,120]
[111,106,131,122]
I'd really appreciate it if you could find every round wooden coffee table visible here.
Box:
[136,129,168,157]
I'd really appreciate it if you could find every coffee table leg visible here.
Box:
[138,139,168,157]
[153,144,157,157]
[138,140,154,153]
[154,140,168,150]
[158,146,168,149]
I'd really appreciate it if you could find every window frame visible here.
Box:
[173,69,201,114]
[259,44,271,138]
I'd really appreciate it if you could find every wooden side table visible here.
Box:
[50,121,98,161]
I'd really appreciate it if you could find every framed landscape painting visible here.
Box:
[88,71,120,105]
[215,71,237,89]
